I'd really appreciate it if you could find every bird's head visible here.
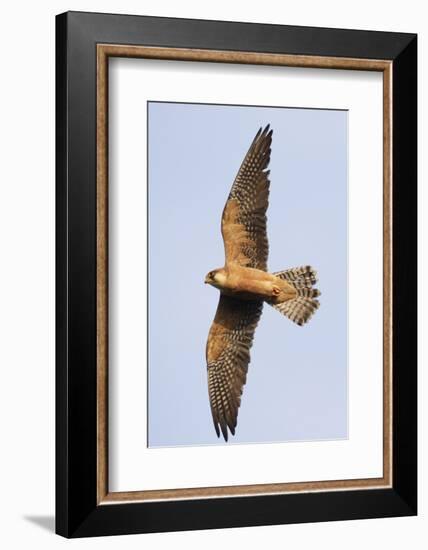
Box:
[204,268,226,289]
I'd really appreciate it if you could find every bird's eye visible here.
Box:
[209,271,215,279]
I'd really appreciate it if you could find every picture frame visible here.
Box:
[56,11,417,538]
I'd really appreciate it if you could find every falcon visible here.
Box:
[204,125,321,441]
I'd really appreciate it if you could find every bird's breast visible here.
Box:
[221,267,277,301]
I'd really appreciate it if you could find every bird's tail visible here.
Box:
[270,266,320,326]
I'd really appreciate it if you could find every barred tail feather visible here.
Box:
[273,265,317,286]
[272,297,320,326]
[271,265,320,326]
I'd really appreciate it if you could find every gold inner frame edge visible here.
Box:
[96,44,393,505]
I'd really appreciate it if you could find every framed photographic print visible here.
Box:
[56,11,417,538]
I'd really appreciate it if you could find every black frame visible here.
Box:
[56,11,417,538]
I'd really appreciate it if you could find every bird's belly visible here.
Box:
[222,276,274,301]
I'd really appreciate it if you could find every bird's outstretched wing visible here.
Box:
[221,125,272,271]
[206,295,263,441]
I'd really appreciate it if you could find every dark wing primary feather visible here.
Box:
[221,125,272,271]
[206,295,263,441]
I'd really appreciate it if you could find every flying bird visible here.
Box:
[204,125,320,441]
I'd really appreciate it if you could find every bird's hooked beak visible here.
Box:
[205,272,214,285]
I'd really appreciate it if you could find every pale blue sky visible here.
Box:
[148,101,348,447]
